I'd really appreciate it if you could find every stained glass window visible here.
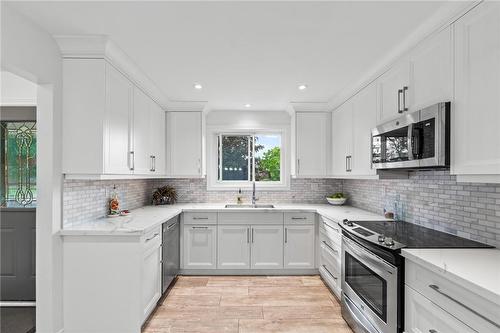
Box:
[0,121,37,207]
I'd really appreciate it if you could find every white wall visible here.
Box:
[1,4,63,333]
[0,71,37,106]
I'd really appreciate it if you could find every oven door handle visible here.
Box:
[342,236,397,275]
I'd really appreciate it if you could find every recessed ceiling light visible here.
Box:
[193,83,203,90]
[244,103,252,108]
[298,84,308,90]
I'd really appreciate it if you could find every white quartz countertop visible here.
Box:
[60,203,388,236]
[402,248,500,306]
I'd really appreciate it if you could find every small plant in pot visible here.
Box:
[326,192,347,205]
[152,186,177,205]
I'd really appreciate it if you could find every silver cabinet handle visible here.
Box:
[197,158,201,175]
[247,228,250,243]
[428,284,500,328]
[251,228,254,243]
[429,330,438,333]
[129,151,135,171]
[345,156,348,172]
[150,155,154,172]
[402,86,409,112]
[297,159,300,175]
[145,233,159,242]
[322,241,338,254]
[285,228,288,243]
[397,89,403,113]
[152,155,156,172]
[291,217,307,220]
[323,221,339,233]
[322,265,338,280]
[346,155,352,172]
[166,222,177,230]
[193,217,209,220]
[192,226,208,229]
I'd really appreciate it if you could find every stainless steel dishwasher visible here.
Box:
[162,216,180,293]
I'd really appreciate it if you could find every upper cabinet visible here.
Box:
[295,112,330,177]
[62,58,166,177]
[332,102,353,176]
[377,26,452,124]
[452,2,500,181]
[166,111,203,177]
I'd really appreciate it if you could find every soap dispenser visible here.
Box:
[237,188,243,204]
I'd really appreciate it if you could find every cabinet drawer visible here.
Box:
[319,232,341,263]
[218,212,283,225]
[405,285,477,333]
[284,212,315,225]
[142,226,161,252]
[319,265,341,299]
[406,261,500,332]
[319,216,341,246]
[183,212,217,225]
[319,242,341,280]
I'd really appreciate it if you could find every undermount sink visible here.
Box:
[225,204,275,209]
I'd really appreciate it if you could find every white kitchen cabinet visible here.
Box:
[166,111,203,177]
[296,112,329,177]
[452,2,500,181]
[217,225,250,269]
[377,56,410,123]
[141,236,162,321]
[351,83,377,176]
[183,224,216,269]
[332,102,353,176]
[284,225,315,269]
[405,286,477,333]
[150,102,165,175]
[409,26,452,111]
[62,58,165,178]
[251,225,283,269]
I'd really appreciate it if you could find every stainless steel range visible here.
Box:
[339,219,493,333]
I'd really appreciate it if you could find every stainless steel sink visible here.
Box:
[225,204,275,209]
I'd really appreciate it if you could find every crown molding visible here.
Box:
[165,100,208,112]
[54,35,169,109]
[289,101,329,113]
[326,1,481,111]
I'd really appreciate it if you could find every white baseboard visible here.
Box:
[180,268,319,275]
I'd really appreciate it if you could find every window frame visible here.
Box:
[206,126,290,191]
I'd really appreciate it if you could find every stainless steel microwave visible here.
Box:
[371,102,450,170]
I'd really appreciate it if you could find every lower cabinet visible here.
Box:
[141,239,162,321]
[217,225,251,269]
[251,225,284,269]
[183,224,217,269]
[405,285,477,333]
[284,225,315,268]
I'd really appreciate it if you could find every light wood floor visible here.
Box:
[143,275,353,333]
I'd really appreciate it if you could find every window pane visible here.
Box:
[220,135,250,181]
[1,121,37,207]
[254,134,281,181]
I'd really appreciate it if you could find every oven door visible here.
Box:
[341,236,398,333]
[371,111,419,169]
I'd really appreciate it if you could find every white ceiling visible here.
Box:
[8,1,445,111]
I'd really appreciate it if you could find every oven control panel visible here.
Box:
[340,219,406,251]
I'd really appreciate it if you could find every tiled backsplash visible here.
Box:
[63,178,342,226]
[343,170,500,247]
[63,171,500,247]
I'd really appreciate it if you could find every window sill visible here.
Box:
[207,181,290,191]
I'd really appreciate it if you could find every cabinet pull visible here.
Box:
[345,156,348,172]
[428,284,500,328]
[346,156,352,172]
[322,265,338,280]
[285,228,288,243]
[197,158,201,175]
[167,222,177,230]
[251,228,254,243]
[152,156,156,172]
[397,89,403,113]
[402,86,409,112]
[145,233,159,242]
[192,226,208,229]
[129,151,135,171]
[429,330,438,333]
[150,155,154,172]
[247,228,250,243]
[193,217,209,220]
[291,217,307,220]
[323,222,339,233]
[322,241,338,254]
[297,159,300,175]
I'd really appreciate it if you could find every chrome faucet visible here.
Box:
[252,181,258,205]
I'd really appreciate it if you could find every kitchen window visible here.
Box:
[217,134,282,183]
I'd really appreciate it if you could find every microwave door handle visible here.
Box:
[408,123,414,160]
[413,127,422,159]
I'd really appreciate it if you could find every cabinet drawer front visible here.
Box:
[218,212,283,225]
[142,226,162,252]
[319,265,341,299]
[319,242,341,280]
[183,212,217,225]
[406,261,500,332]
[319,232,341,263]
[319,216,342,245]
[284,212,315,225]
[405,285,477,333]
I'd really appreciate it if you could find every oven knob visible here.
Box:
[347,221,354,227]
[384,237,394,246]
[343,219,349,225]
[378,235,385,243]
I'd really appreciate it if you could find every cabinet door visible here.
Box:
[351,83,377,176]
[409,26,452,111]
[296,112,328,177]
[332,102,352,176]
[377,57,410,123]
[132,88,153,175]
[250,225,283,269]
[284,225,315,269]
[405,286,477,333]
[167,112,202,176]
[104,64,133,174]
[453,2,500,176]
[217,225,250,269]
[150,102,165,175]
[183,225,216,269]
[142,245,161,321]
